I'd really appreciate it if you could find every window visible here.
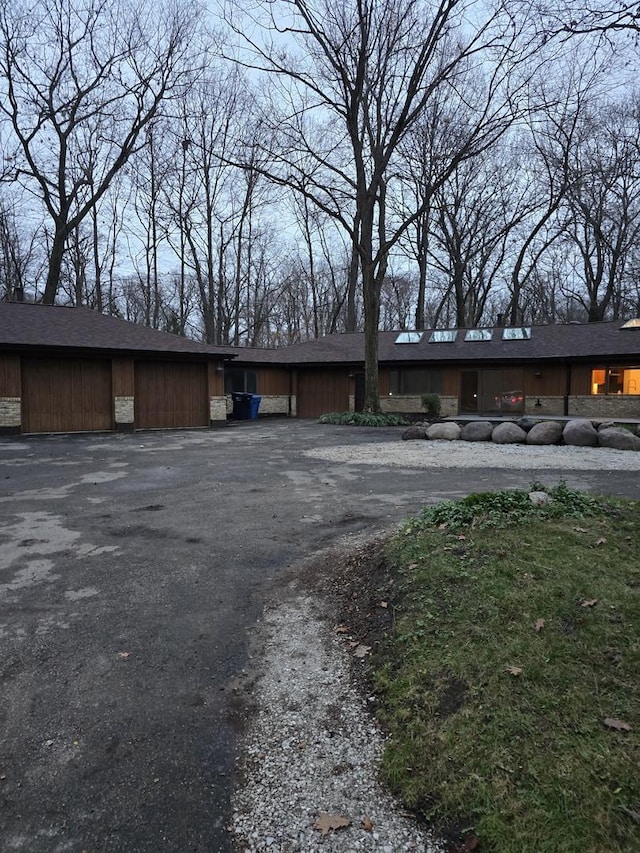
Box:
[389,368,443,395]
[502,327,531,340]
[429,329,457,343]
[224,367,257,394]
[464,329,493,341]
[591,367,640,395]
[394,331,423,344]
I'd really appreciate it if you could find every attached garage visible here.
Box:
[22,357,112,433]
[0,302,234,434]
[296,368,349,418]
[134,361,209,429]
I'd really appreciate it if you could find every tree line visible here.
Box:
[1,0,639,408]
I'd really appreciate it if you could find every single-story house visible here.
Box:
[0,302,237,434]
[230,321,640,421]
[2,303,640,433]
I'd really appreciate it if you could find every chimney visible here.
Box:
[497,312,504,326]
[14,286,24,302]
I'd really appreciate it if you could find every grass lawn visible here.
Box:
[373,484,639,852]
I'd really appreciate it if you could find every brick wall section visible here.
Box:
[380,395,458,416]
[569,395,640,418]
[524,396,564,416]
[114,396,134,425]
[0,397,21,427]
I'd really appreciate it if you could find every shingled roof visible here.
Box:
[231,322,640,365]
[3,303,639,366]
[0,302,238,359]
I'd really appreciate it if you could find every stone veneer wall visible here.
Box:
[114,396,134,428]
[257,395,289,415]
[569,395,640,419]
[209,396,228,422]
[224,394,290,417]
[380,395,458,417]
[0,397,21,430]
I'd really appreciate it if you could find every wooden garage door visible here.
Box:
[135,361,208,429]
[22,357,113,433]
[297,369,349,418]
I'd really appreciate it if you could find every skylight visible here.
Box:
[395,331,423,344]
[502,327,532,340]
[464,329,493,342]
[429,329,457,343]
[621,318,640,329]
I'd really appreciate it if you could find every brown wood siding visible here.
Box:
[258,367,290,395]
[22,357,113,433]
[442,368,457,396]
[112,357,134,396]
[297,369,349,418]
[135,361,208,429]
[571,364,592,396]
[0,353,21,396]
[522,365,567,397]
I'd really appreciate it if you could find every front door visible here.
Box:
[460,370,478,413]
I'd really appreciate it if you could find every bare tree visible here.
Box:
[225,0,537,411]
[0,0,204,305]
[560,97,640,321]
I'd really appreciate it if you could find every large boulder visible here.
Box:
[526,421,563,445]
[426,422,461,441]
[597,427,640,451]
[491,422,527,444]
[460,421,494,442]
[563,419,598,447]
[402,425,427,441]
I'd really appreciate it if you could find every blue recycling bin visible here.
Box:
[249,394,262,419]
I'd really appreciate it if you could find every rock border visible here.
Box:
[402,418,640,451]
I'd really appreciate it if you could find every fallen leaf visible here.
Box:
[353,644,371,658]
[595,537,607,546]
[361,815,374,831]
[457,534,467,541]
[334,625,350,634]
[604,717,632,732]
[505,665,523,676]
[534,618,545,632]
[574,526,588,533]
[312,813,351,836]
[117,651,130,659]
[379,601,388,609]
[407,562,419,569]
[580,598,599,608]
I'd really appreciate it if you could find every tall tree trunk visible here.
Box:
[43,225,67,305]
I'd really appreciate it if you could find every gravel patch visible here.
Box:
[303,440,640,470]
[232,594,443,853]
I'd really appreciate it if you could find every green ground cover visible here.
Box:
[374,485,639,852]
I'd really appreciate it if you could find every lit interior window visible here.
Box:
[464,329,493,341]
[591,367,640,395]
[394,331,423,344]
[429,330,457,343]
[502,327,532,340]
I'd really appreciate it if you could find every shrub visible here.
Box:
[421,393,441,418]
[319,411,409,427]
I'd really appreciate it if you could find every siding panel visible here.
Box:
[135,361,208,429]
[297,369,349,418]
[22,357,113,433]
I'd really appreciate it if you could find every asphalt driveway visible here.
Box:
[1,420,638,853]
